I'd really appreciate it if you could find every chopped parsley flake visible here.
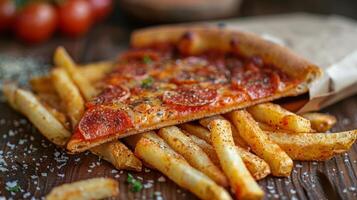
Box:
[127,173,143,192]
[143,55,152,64]
[141,76,154,89]
[6,184,21,193]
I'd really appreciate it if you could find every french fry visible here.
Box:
[266,130,357,160]
[54,47,97,101]
[79,61,114,83]
[208,119,264,200]
[30,61,113,92]
[51,68,85,128]
[185,116,249,149]
[187,131,270,180]
[247,103,313,133]
[46,178,119,200]
[227,110,293,177]
[159,126,228,187]
[179,123,211,143]
[30,75,54,94]
[191,121,271,180]
[91,140,142,171]
[2,84,71,146]
[257,122,279,132]
[301,112,337,132]
[134,132,232,200]
[185,134,221,166]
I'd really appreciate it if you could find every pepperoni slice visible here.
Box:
[87,85,130,107]
[232,70,280,100]
[78,106,133,140]
[163,86,217,107]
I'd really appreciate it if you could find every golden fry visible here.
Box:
[302,112,337,132]
[227,110,293,177]
[79,61,114,83]
[191,121,271,180]
[159,126,228,187]
[46,178,119,200]
[135,132,232,200]
[247,103,313,133]
[54,47,97,101]
[208,119,264,200]
[2,84,71,146]
[266,130,357,160]
[51,68,85,128]
[91,140,142,171]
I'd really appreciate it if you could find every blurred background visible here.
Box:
[1,0,357,62]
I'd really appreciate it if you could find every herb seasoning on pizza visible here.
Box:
[67,25,321,152]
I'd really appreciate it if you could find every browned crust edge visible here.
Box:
[67,25,322,153]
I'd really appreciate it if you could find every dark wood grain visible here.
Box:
[1,23,357,200]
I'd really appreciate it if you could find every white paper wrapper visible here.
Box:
[221,13,357,112]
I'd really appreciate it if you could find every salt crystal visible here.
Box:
[57,174,64,178]
[8,130,16,136]
[23,192,31,198]
[343,188,348,193]
[158,176,166,182]
[295,164,303,168]
[6,142,15,150]
[114,174,120,178]
[267,185,274,190]
[111,169,118,174]
[144,182,153,189]
[6,180,18,188]
[349,186,356,192]
[290,189,296,194]
[342,118,350,125]
[41,173,47,177]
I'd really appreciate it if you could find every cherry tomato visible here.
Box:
[0,0,16,32]
[58,0,92,37]
[14,3,57,43]
[88,0,113,22]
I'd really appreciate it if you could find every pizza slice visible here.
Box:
[67,25,321,153]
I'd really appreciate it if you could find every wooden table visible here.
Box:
[0,24,357,200]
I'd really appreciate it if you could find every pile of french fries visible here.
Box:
[3,47,356,200]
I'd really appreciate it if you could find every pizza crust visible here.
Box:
[67,25,322,153]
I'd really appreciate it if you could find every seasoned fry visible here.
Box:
[54,47,97,101]
[51,68,85,128]
[2,84,71,146]
[192,121,271,180]
[134,132,232,200]
[302,112,337,132]
[46,178,119,200]
[91,140,142,171]
[247,103,313,133]
[187,116,249,149]
[257,122,279,132]
[208,119,264,200]
[266,130,357,160]
[185,134,221,166]
[159,126,228,187]
[179,123,211,143]
[79,61,114,83]
[30,75,54,94]
[30,61,113,92]
[187,131,270,180]
[227,110,293,177]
